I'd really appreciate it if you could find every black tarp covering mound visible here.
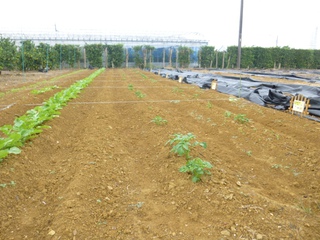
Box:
[152,69,320,119]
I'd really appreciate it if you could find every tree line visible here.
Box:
[0,37,125,71]
[1,36,320,71]
[198,46,320,69]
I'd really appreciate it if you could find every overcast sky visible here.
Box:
[1,0,319,50]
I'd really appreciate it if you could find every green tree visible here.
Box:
[37,43,50,70]
[19,40,39,71]
[48,45,60,70]
[252,47,273,68]
[281,47,292,68]
[107,44,124,68]
[85,44,105,68]
[313,50,320,69]
[52,44,79,69]
[145,45,155,69]
[178,46,193,68]
[293,49,313,69]
[270,47,283,68]
[133,45,143,68]
[0,37,18,70]
[240,47,254,68]
[199,46,215,68]
[226,46,238,68]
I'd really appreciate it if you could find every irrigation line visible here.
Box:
[0,103,16,111]
[25,98,230,106]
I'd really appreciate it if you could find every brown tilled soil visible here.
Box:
[0,68,319,240]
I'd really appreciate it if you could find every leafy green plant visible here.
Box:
[0,181,16,188]
[224,111,232,118]
[128,84,134,91]
[271,164,290,169]
[151,116,167,125]
[207,101,212,109]
[166,133,207,160]
[271,164,281,169]
[234,114,249,124]
[139,73,148,79]
[135,90,146,98]
[31,85,59,94]
[179,157,212,182]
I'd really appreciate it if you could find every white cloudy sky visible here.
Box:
[1,0,319,49]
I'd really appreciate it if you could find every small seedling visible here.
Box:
[292,169,301,176]
[207,101,213,109]
[234,114,249,124]
[179,157,213,182]
[166,133,207,160]
[271,164,290,169]
[135,91,146,98]
[224,111,232,118]
[297,203,312,214]
[139,73,148,79]
[271,164,282,169]
[151,116,168,125]
[128,84,134,91]
[0,181,16,188]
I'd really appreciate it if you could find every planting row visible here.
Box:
[0,68,105,162]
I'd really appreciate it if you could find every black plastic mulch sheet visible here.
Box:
[152,69,320,120]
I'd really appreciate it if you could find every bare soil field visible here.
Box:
[0,68,319,239]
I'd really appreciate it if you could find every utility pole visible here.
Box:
[237,0,244,69]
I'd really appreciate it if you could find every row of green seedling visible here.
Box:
[0,68,105,162]
[166,133,212,182]
[128,84,146,98]
[31,85,59,95]
[225,111,250,124]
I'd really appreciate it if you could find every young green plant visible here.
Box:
[179,157,213,182]
[166,133,207,160]
[135,90,146,98]
[151,116,168,125]
[234,114,249,124]
[128,84,134,91]
[31,85,59,94]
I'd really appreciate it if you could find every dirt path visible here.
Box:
[0,68,319,239]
